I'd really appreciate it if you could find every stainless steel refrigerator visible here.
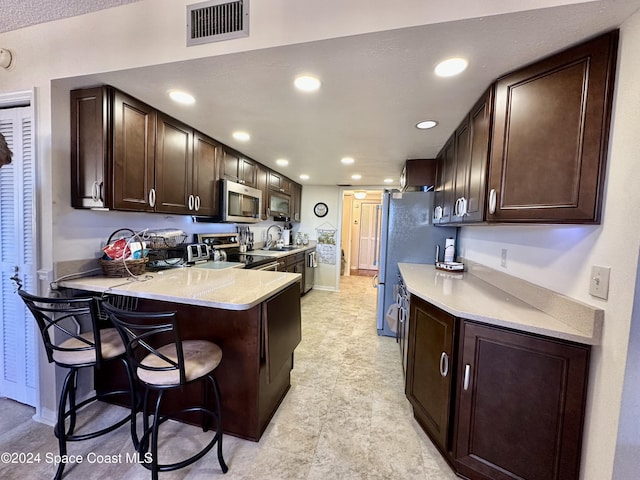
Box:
[375,190,457,337]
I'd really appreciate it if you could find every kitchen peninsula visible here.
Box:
[59,267,302,441]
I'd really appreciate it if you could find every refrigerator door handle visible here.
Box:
[373,204,382,267]
[372,274,379,288]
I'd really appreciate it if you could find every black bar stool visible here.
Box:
[18,290,136,480]
[101,302,228,479]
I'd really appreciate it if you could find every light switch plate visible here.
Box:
[589,265,610,300]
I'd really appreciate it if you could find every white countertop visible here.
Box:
[398,263,603,345]
[58,267,301,311]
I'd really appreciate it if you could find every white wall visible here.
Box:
[299,185,341,290]
[459,11,640,479]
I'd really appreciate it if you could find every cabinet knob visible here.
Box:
[488,189,497,214]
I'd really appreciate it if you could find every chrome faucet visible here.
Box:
[266,225,283,249]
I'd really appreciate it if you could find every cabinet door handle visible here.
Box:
[194,195,201,211]
[148,188,156,208]
[459,196,468,216]
[488,188,497,214]
[91,181,98,202]
[440,352,449,377]
[463,364,471,390]
[188,194,194,211]
[434,205,443,221]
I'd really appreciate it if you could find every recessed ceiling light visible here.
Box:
[351,174,362,180]
[416,120,438,130]
[168,90,195,105]
[435,58,468,77]
[299,174,310,180]
[341,157,355,165]
[384,178,394,183]
[276,159,289,167]
[354,191,367,200]
[232,131,250,141]
[294,75,321,92]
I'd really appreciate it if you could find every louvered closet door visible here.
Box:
[0,107,37,406]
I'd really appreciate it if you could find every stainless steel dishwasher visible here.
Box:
[304,249,317,294]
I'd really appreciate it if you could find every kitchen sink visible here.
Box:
[261,246,299,252]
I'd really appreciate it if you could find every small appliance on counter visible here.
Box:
[186,243,210,264]
[435,261,465,272]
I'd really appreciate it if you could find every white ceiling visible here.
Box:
[10,1,640,186]
[0,0,143,33]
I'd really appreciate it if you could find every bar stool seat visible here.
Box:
[138,340,222,386]
[52,328,125,365]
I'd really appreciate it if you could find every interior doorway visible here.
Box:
[340,190,383,277]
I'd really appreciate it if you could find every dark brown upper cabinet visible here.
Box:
[291,182,302,222]
[433,137,455,224]
[222,148,258,188]
[70,87,156,212]
[255,163,270,221]
[487,30,618,223]
[400,159,438,192]
[71,86,221,216]
[450,88,493,224]
[111,89,157,212]
[154,112,193,214]
[269,170,293,195]
[71,85,298,220]
[71,87,111,209]
[191,131,220,217]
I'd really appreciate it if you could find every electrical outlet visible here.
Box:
[501,249,508,268]
[589,265,611,300]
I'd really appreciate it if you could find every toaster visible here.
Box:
[186,243,210,264]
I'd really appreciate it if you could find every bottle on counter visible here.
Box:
[303,233,309,245]
[295,232,303,246]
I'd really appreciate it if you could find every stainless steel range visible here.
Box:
[194,233,279,270]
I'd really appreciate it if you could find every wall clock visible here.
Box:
[314,202,328,217]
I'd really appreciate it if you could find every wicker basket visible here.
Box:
[99,257,147,277]
[100,228,147,277]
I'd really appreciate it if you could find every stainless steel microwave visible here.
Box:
[220,179,262,223]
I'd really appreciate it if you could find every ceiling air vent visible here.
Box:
[187,0,249,46]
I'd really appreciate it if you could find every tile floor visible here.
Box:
[0,275,457,479]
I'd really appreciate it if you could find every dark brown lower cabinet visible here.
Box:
[406,296,456,453]
[454,320,590,480]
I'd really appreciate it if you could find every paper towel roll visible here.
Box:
[444,237,455,262]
